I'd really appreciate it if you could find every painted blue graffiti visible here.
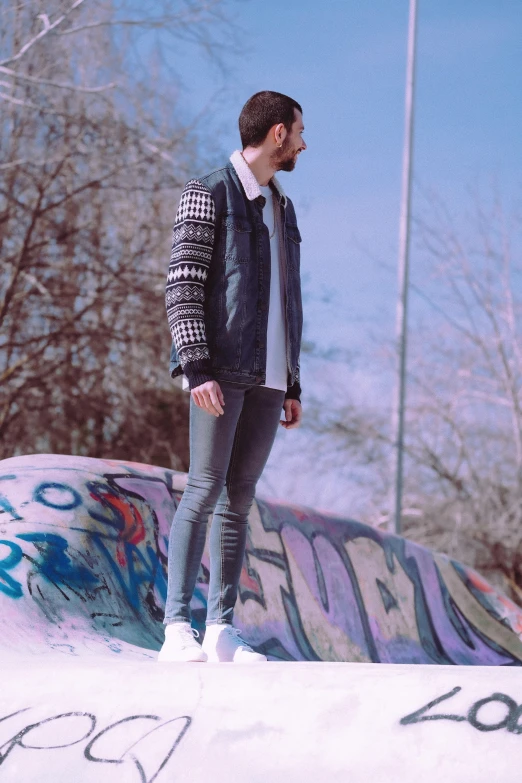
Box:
[0,541,24,599]
[16,533,99,592]
[0,529,168,621]
[33,483,82,511]
[92,536,167,612]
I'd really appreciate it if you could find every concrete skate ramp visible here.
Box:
[1,453,522,664]
[2,660,522,783]
[3,454,522,783]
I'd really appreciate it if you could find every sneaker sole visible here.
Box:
[157,649,208,663]
[203,652,267,663]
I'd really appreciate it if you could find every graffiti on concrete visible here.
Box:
[0,460,180,656]
[231,500,522,664]
[0,706,191,781]
[1,454,522,664]
[400,686,522,734]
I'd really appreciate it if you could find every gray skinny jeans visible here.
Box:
[164,381,285,626]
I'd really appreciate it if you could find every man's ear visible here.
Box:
[273,122,287,146]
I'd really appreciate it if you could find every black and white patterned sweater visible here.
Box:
[165,179,216,389]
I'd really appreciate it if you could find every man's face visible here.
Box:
[271,109,306,172]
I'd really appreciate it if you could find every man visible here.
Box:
[158,91,306,663]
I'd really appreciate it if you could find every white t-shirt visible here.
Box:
[259,184,288,392]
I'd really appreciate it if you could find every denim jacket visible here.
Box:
[166,151,303,401]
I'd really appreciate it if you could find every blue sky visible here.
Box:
[166,0,522,512]
[172,0,521,347]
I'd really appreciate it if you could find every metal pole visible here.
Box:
[390,0,418,535]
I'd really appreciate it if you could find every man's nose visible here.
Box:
[301,139,307,151]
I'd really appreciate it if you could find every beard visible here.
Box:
[270,137,299,172]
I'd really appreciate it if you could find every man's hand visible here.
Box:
[192,380,225,416]
[280,399,302,429]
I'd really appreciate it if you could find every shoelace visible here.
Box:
[178,625,200,648]
[228,627,253,651]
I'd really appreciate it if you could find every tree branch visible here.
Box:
[0,0,87,67]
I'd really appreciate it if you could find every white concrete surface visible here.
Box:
[2,454,522,782]
[1,659,521,782]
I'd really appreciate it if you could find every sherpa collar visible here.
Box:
[229,150,287,206]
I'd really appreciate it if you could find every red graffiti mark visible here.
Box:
[291,508,310,522]
[465,569,494,594]
[240,560,263,598]
[90,490,145,546]
[271,501,329,527]
[116,542,126,568]
[464,566,522,634]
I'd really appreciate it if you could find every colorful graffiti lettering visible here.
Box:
[0,454,522,664]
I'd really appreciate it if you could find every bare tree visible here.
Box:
[307,190,522,605]
[0,0,237,469]
[395,191,522,600]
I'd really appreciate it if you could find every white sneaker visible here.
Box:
[157,622,208,662]
[202,625,267,663]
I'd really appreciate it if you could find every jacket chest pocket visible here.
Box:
[222,215,252,263]
[285,223,302,271]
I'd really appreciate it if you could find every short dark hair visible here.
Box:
[239,91,303,149]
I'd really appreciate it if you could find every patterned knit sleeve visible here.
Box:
[165,179,216,389]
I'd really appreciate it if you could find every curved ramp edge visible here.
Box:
[0,453,521,665]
